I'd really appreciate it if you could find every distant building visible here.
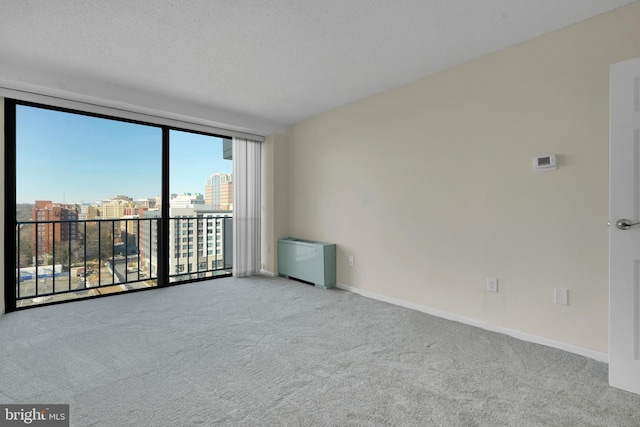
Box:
[123,206,146,217]
[120,209,148,233]
[220,181,233,210]
[140,209,160,271]
[31,200,79,259]
[79,205,101,220]
[136,198,156,209]
[141,205,231,279]
[204,173,232,210]
[102,195,135,219]
[170,193,205,208]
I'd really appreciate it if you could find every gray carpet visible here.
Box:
[0,275,639,426]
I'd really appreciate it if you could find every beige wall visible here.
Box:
[261,133,289,274]
[286,3,640,353]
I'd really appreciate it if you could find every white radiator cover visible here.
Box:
[277,238,336,289]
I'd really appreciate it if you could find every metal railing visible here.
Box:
[167,215,233,282]
[15,216,232,307]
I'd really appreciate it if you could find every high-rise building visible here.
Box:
[204,173,232,210]
[31,200,79,259]
[141,204,231,279]
[220,181,233,210]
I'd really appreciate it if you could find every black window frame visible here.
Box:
[4,98,232,311]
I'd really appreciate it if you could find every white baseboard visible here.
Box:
[336,282,608,364]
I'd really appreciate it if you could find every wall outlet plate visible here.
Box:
[554,288,569,305]
[486,277,498,293]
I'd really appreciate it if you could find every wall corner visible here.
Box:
[261,133,289,275]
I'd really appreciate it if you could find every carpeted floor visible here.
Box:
[1,275,639,426]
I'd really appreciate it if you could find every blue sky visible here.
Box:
[16,105,232,204]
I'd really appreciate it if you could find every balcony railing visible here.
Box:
[15,216,232,308]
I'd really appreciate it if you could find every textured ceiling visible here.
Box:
[0,0,637,134]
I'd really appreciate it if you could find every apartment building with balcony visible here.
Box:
[141,206,231,281]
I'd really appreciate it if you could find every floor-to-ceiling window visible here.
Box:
[168,130,233,283]
[5,99,233,310]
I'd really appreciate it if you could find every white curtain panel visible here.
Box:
[232,137,262,277]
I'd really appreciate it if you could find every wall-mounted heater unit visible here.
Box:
[278,238,336,289]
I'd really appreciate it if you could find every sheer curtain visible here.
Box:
[232,137,261,277]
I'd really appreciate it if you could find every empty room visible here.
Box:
[2,1,640,426]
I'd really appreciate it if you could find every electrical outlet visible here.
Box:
[486,277,498,293]
[554,288,569,305]
[348,256,354,267]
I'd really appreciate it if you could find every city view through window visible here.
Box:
[13,104,233,308]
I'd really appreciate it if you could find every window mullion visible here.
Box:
[159,127,170,286]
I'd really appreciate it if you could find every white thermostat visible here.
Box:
[533,155,557,171]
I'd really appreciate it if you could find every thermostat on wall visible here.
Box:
[533,155,557,171]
